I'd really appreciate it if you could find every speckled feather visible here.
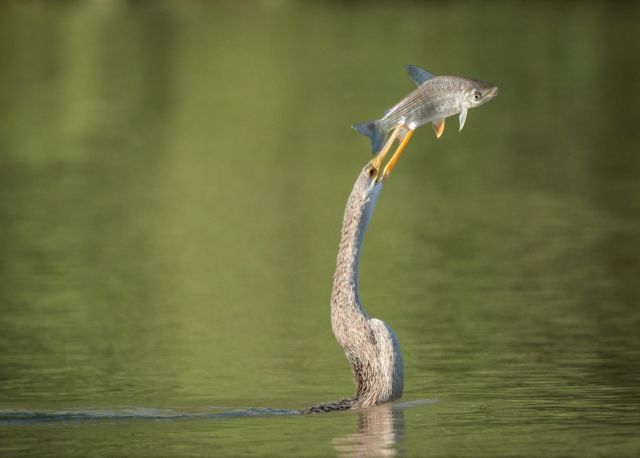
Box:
[303,165,404,414]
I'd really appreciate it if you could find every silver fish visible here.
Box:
[353,65,498,153]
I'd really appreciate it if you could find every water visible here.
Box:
[1,1,639,456]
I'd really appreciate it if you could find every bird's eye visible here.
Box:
[473,91,482,101]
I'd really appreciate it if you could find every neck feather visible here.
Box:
[331,169,382,337]
[327,167,404,409]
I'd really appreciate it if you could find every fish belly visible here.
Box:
[380,91,459,133]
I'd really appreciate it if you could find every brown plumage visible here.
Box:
[303,163,404,414]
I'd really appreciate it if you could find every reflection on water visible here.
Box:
[1,0,640,457]
[333,404,405,458]
[0,403,410,457]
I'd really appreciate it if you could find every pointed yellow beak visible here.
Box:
[369,124,415,181]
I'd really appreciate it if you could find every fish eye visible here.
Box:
[473,91,482,101]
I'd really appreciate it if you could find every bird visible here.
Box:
[303,125,413,413]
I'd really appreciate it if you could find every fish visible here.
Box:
[353,65,498,153]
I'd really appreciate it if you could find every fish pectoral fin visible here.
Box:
[432,118,446,138]
[405,65,436,86]
[459,109,468,131]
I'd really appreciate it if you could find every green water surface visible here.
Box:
[1,1,639,457]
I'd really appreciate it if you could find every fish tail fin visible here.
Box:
[352,120,386,155]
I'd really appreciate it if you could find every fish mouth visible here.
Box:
[488,85,499,98]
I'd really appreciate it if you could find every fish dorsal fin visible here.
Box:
[405,65,436,86]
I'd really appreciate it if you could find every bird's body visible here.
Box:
[304,164,404,413]
[354,65,498,153]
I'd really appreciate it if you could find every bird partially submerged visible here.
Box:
[303,125,412,414]
[353,65,498,153]
[304,66,497,413]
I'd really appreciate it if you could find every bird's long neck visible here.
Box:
[331,171,381,318]
[304,167,403,414]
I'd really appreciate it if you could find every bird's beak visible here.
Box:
[370,124,415,181]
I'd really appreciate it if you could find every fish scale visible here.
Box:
[353,65,498,154]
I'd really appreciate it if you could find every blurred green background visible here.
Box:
[1,1,639,457]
